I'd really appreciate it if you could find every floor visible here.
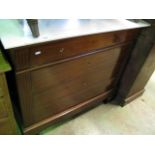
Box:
[40,71,155,135]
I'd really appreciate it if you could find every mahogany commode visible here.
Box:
[0,19,150,134]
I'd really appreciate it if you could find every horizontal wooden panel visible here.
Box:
[30,31,127,67]
[31,47,123,93]
[32,78,116,124]
[24,89,113,134]
[8,29,139,71]
[27,47,125,124]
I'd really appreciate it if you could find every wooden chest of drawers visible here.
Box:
[7,29,140,134]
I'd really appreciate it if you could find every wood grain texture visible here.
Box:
[0,118,14,134]
[16,42,131,75]
[31,47,123,93]
[17,46,125,126]
[115,20,155,106]
[5,29,141,134]
[0,73,19,134]
[29,31,126,67]
[128,44,155,97]
[9,48,30,71]
[15,72,34,127]
[8,29,139,72]
[24,89,113,134]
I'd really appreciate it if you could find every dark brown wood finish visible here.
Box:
[16,45,128,127]
[8,48,30,71]
[15,72,34,127]
[29,30,139,67]
[30,47,125,124]
[8,29,139,71]
[127,44,155,97]
[6,29,141,134]
[24,89,113,134]
[115,20,155,106]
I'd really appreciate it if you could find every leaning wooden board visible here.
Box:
[115,20,155,106]
[0,52,19,134]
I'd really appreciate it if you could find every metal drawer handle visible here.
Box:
[59,48,64,53]
[34,51,42,56]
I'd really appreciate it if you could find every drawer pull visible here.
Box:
[34,51,42,56]
[59,48,64,53]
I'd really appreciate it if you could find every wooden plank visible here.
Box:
[115,20,155,106]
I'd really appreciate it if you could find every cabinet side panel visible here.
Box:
[16,72,34,127]
[128,44,155,97]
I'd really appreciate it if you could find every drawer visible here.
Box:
[30,31,127,67]
[9,29,139,71]
[21,47,125,124]
[31,47,124,93]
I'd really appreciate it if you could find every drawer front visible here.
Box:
[30,31,127,67]
[9,29,139,71]
[32,47,124,93]
[25,47,124,124]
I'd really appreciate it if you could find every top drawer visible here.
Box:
[30,31,127,67]
[9,29,140,71]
